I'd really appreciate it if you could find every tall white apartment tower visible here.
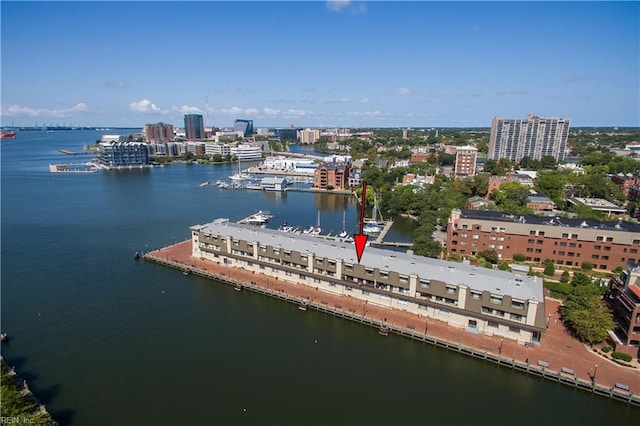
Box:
[488,114,570,162]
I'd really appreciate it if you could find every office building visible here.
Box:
[230,143,262,161]
[144,122,174,142]
[184,114,205,140]
[488,114,570,162]
[455,145,478,178]
[190,219,547,344]
[234,119,254,137]
[447,209,640,271]
[275,128,299,140]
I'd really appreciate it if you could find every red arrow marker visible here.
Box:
[354,181,368,263]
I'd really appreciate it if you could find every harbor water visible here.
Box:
[1,131,637,425]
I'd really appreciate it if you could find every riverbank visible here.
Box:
[145,240,640,406]
[0,357,57,425]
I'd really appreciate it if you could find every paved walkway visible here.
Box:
[148,240,640,395]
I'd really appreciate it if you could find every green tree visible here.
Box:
[478,250,499,264]
[581,261,594,272]
[560,270,571,283]
[560,285,615,345]
[543,258,555,276]
[513,253,526,262]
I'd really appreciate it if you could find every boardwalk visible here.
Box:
[145,240,640,405]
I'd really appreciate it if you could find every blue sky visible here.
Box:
[1,1,638,128]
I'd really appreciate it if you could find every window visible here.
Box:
[446,286,456,294]
[511,300,524,309]
[470,291,481,299]
[482,306,493,314]
[490,295,502,304]
[510,313,523,321]
[488,320,499,328]
[509,326,521,334]
[399,275,409,283]
[420,280,430,288]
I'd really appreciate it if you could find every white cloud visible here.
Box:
[326,1,367,13]
[1,102,87,118]
[397,87,412,96]
[170,105,202,114]
[129,99,161,113]
[263,108,281,116]
[430,91,449,97]
[358,98,370,103]
[220,106,245,115]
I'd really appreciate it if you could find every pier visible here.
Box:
[49,162,97,173]
[143,241,640,407]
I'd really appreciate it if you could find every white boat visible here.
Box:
[338,210,348,238]
[363,193,382,234]
[229,157,251,181]
[245,210,274,225]
[199,181,209,187]
[363,221,381,234]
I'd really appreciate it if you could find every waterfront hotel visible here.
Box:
[191,219,547,344]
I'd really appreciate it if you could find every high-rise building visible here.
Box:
[488,114,570,163]
[298,128,320,144]
[233,119,254,137]
[455,145,478,178]
[184,114,205,140]
[144,122,174,142]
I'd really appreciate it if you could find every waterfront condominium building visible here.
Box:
[190,219,547,344]
[488,114,571,162]
[454,145,478,178]
[98,141,149,167]
[233,119,254,137]
[184,114,205,140]
[144,122,174,143]
[313,162,350,189]
[447,209,640,271]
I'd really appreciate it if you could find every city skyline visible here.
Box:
[1,1,638,128]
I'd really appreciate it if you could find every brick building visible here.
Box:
[447,209,640,271]
[606,267,640,358]
[313,162,350,190]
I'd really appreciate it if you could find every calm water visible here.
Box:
[1,131,637,425]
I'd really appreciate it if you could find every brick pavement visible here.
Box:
[148,240,640,395]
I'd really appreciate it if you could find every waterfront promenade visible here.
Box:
[146,240,640,403]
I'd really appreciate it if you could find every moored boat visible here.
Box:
[0,131,16,139]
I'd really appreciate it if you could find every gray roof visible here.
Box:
[261,177,286,184]
[192,218,544,302]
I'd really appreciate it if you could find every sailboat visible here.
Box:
[339,210,348,238]
[311,211,322,235]
[363,193,382,234]
[229,156,251,181]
